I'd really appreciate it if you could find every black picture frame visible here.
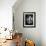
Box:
[23,12,36,28]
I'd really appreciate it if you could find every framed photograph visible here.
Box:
[23,12,36,28]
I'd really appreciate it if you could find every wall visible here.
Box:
[41,0,46,46]
[0,0,16,30]
[13,0,41,46]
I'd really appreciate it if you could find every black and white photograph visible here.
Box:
[23,12,36,28]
